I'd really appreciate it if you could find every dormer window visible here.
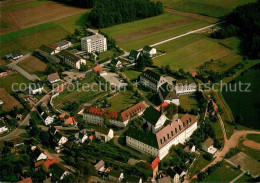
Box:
[163,137,166,142]
[175,128,177,133]
[160,139,162,144]
[167,134,169,139]
[171,131,173,136]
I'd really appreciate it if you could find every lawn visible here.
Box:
[179,94,198,111]
[97,50,115,60]
[235,173,254,182]
[0,41,27,62]
[102,13,209,51]
[189,153,212,177]
[0,88,22,111]
[204,161,242,182]
[106,91,139,112]
[123,69,141,80]
[0,72,30,92]
[153,34,232,71]
[17,56,47,74]
[219,37,241,53]
[154,0,257,18]
[246,134,260,143]
[212,121,225,147]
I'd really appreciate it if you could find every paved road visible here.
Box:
[7,54,40,81]
[137,22,222,51]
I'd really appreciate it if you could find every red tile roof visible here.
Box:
[156,102,169,112]
[94,66,103,73]
[59,113,66,119]
[89,135,94,140]
[120,102,147,121]
[17,177,33,183]
[35,160,44,167]
[84,107,119,120]
[65,117,77,125]
[212,100,217,111]
[44,157,58,170]
[48,72,60,82]
[156,114,197,149]
[146,157,160,170]
[57,85,66,93]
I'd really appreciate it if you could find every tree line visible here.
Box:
[88,0,163,28]
[211,1,260,59]
[52,0,95,8]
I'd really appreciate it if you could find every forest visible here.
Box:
[88,0,163,28]
[211,1,260,59]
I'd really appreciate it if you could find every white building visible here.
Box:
[82,102,146,128]
[31,146,47,161]
[50,126,68,147]
[29,83,44,95]
[57,50,86,70]
[140,69,167,92]
[202,138,218,156]
[158,83,180,106]
[53,40,72,51]
[36,104,54,126]
[175,79,197,95]
[126,114,198,160]
[143,106,168,134]
[75,129,88,144]
[47,73,60,83]
[143,45,156,57]
[81,34,107,53]
[38,44,58,56]
[95,126,114,142]
[0,126,8,134]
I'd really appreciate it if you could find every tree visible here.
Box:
[166,103,178,119]
[39,131,50,147]
[169,155,181,166]
[74,28,81,36]
[203,153,213,161]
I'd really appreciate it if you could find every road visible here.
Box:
[7,54,40,81]
[137,22,222,51]
[190,130,260,180]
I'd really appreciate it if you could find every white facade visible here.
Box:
[164,98,180,106]
[44,116,55,126]
[48,78,60,84]
[36,152,47,161]
[143,47,156,57]
[29,85,44,95]
[81,34,107,53]
[64,57,86,70]
[140,75,167,92]
[57,136,68,146]
[0,126,8,134]
[144,115,168,134]
[173,174,180,183]
[95,129,114,142]
[126,121,197,160]
[175,83,197,95]
[60,171,71,180]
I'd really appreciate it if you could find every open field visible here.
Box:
[102,13,209,51]
[179,94,198,111]
[0,0,87,35]
[189,153,212,177]
[0,88,22,111]
[246,134,260,143]
[204,161,242,182]
[97,50,115,61]
[237,139,260,162]
[0,41,27,62]
[17,56,47,74]
[0,72,30,93]
[123,69,141,80]
[106,91,139,112]
[219,37,241,53]
[154,0,257,18]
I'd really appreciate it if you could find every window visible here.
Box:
[167,134,169,139]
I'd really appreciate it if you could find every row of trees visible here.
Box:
[52,0,95,8]
[211,1,260,59]
[88,0,163,28]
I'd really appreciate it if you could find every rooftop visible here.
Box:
[82,33,105,41]
[39,44,55,54]
[141,69,161,84]
[58,50,81,63]
[95,126,111,135]
[143,106,162,126]
[48,72,60,82]
[120,102,147,121]
[55,40,70,47]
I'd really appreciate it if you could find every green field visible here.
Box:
[153,34,235,71]
[106,91,139,112]
[102,13,209,51]
[246,134,260,143]
[0,73,30,93]
[0,1,46,12]
[154,0,257,18]
[97,50,115,60]
[123,69,141,80]
[189,153,212,177]
[204,162,242,182]
[220,37,241,53]
[179,94,198,111]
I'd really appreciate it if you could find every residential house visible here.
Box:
[0,126,8,134]
[110,59,122,68]
[64,116,77,126]
[184,145,196,153]
[95,126,114,142]
[10,137,24,147]
[36,104,55,126]
[31,145,47,162]
[83,102,146,127]
[94,160,105,171]
[81,34,107,53]
[37,44,58,56]
[51,163,70,180]
[75,129,88,144]
[174,166,186,178]
[17,177,33,183]
[109,170,124,182]
[143,45,156,57]
[93,65,107,76]
[50,126,68,147]
[146,157,160,178]
[57,50,86,69]
[166,168,180,183]
[158,83,180,106]
[126,114,198,160]
[140,69,167,91]
[142,106,167,134]
[128,50,140,63]
[0,72,8,78]
[43,157,58,172]
[202,138,218,156]
[47,73,60,83]
[158,176,173,183]
[52,40,72,51]
[175,79,196,95]
[5,50,23,60]
[29,83,44,95]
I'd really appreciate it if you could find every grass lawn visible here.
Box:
[179,94,198,111]
[235,173,254,183]
[153,34,232,71]
[0,88,22,111]
[219,37,241,53]
[246,134,260,143]
[53,11,90,33]
[0,72,30,92]
[123,69,141,80]
[212,121,225,147]
[204,161,242,182]
[102,13,209,51]
[106,91,139,112]
[97,50,115,60]
[154,0,257,18]
[30,111,43,125]
[189,153,212,177]
[0,1,47,12]
[237,140,260,161]
[17,56,47,74]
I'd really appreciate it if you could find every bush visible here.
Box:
[225,148,240,159]
[203,153,213,161]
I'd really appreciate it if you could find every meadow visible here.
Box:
[0,88,22,111]
[17,56,47,74]
[154,0,257,18]
[0,72,30,92]
[123,69,141,80]
[102,13,210,51]
[179,94,198,111]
